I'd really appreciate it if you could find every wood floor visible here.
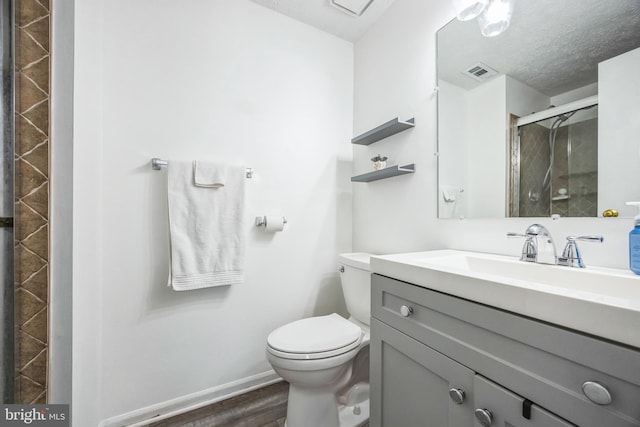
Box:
[145,380,369,427]
[147,382,288,427]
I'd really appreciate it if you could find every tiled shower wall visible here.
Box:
[517,123,551,217]
[14,0,50,403]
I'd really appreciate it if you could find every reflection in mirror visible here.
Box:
[436,0,640,219]
[510,103,598,218]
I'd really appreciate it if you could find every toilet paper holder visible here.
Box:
[255,216,288,227]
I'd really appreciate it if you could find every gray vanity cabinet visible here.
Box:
[370,273,640,427]
[371,317,474,426]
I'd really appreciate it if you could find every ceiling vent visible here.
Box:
[330,0,374,17]
[463,62,499,81]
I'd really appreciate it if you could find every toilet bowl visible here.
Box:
[266,253,372,427]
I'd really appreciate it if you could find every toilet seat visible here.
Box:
[267,314,363,360]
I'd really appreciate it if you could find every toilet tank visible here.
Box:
[338,253,372,326]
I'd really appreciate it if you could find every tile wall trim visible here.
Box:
[14,0,50,403]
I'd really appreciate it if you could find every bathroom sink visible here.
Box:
[371,250,640,348]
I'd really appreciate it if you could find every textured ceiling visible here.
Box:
[250,0,640,96]
[438,0,640,96]
[249,0,396,41]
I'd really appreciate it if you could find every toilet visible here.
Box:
[266,253,372,427]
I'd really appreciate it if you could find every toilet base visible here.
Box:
[284,399,368,427]
[284,381,369,427]
[337,397,369,427]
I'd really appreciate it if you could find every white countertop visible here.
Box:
[371,250,640,349]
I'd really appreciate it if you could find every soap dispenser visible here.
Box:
[626,201,640,275]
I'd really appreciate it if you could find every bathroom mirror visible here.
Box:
[436,0,640,219]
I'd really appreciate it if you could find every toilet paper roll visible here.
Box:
[263,215,285,232]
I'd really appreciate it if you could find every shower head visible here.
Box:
[553,110,576,127]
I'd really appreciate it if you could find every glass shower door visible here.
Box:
[510,103,598,218]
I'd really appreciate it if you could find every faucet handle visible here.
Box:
[507,226,545,238]
[506,232,537,262]
[506,232,527,238]
[567,235,604,243]
[558,235,604,268]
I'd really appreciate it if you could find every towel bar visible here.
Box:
[151,158,253,178]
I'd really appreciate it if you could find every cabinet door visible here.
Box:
[371,318,475,427]
[473,376,576,427]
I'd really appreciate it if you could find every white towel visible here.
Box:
[193,160,225,188]
[167,160,246,291]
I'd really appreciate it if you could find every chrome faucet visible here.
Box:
[507,224,557,265]
[508,225,604,268]
[557,235,604,268]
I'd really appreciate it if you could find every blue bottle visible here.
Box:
[627,202,640,275]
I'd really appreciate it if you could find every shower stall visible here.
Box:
[0,0,12,403]
[509,96,599,217]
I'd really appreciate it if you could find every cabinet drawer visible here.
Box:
[372,273,640,427]
[474,375,576,427]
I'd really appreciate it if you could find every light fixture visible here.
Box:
[451,0,489,21]
[451,0,514,37]
[477,0,514,37]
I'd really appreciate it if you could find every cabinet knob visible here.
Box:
[400,305,413,317]
[582,381,612,405]
[448,388,466,404]
[474,408,493,426]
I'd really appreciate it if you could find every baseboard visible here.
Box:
[99,370,281,427]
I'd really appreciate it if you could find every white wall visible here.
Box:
[551,82,598,107]
[73,0,353,424]
[598,47,640,217]
[352,0,440,255]
[73,0,104,424]
[50,0,74,405]
[465,76,506,218]
[437,80,468,218]
[506,75,549,118]
[353,0,631,269]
